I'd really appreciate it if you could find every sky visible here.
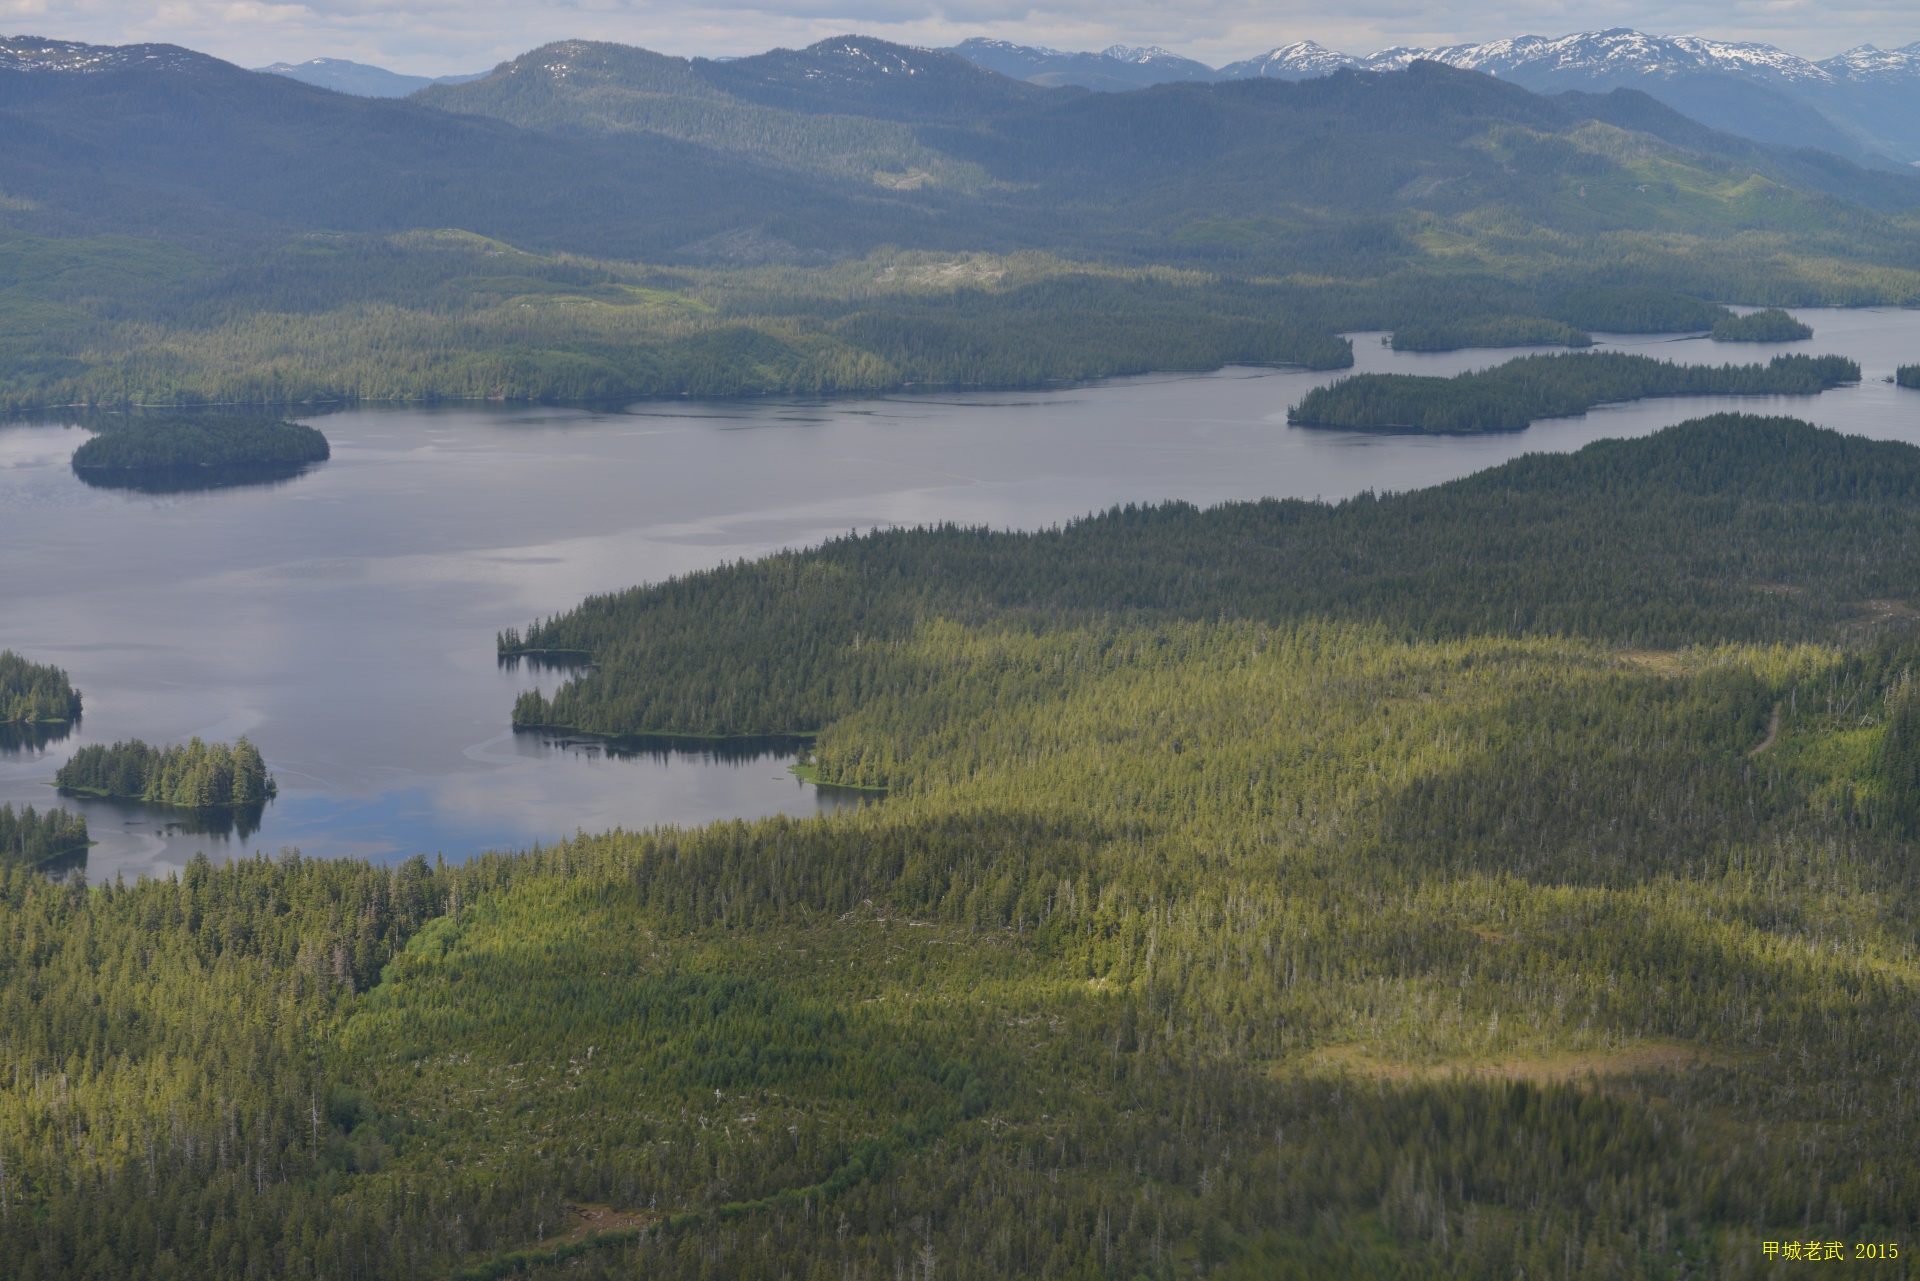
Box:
[6,0,1920,77]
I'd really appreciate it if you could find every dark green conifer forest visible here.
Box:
[69,416,330,471]
[56,737,277,809]
[0,804,87,865]
[2,418,1914,1279]
[0,653,81,725]
[1711,308,1815,342]
[1287,352,1857,433]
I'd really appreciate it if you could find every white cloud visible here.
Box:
[15,0,1920,76]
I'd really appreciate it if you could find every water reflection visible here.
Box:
[528,728,814,763]
[0,721,75,755]
[65,793,272,843]
[497,651,595,672]
[74,460,324,495]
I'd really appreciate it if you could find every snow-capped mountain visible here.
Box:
[945,29,1920,163]
[1347,29,1831,84]
[1820,42,1920,81]
[1216,41,1359,80]
[1213,28,1920,166]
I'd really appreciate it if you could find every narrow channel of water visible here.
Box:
[4,306,1916,881]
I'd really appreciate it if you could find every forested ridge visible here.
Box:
[1288,352,1857,434]
[507,414,1913,738]
[6,416,1920,1276]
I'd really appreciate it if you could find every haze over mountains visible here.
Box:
[949,29,1920,168]
[8,30,1920,272]
[256,57,484,97]
[240,28,1920,171]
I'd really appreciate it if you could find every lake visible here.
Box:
[5,306,1919,882]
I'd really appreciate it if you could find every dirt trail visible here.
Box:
[1749,704,1782,757]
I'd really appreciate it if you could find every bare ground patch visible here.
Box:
[557,1203,657,1243]
[1291,1040,1715,1086]
[1618,650,1685,676]
[1855,599,1920,625]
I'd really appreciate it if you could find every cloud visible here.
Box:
[16,0,1920,76]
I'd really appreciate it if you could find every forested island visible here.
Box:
[0,651,81,724]
[55,737,276,809]
[1287,351,1857,433]
[1710,307,1814,342]
[70,416,331,472]
[1389,316,1592,351]
[0,803,88,864]
[1898,364,1920,389]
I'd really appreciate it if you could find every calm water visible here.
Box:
[5,306,1919,881]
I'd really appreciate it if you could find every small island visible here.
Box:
[1290,351,1858,434]
[1710,308,1813,342]
[1897,365,1920,389]
[0,803,89,865]
[71,416,330,475]
[0,651,82,725]
[1391,317,1593,352]
[57,736,276,809]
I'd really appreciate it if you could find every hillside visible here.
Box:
[10,34,1920,265]
[506,413,1920,737]
[0,36,917,258]
[5,35,1920,405]
[415,41,985,185]
[7,417,1919,1277]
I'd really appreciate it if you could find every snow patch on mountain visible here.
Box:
[1217,41,1360,80]
[0,36,211,75]
[1820,42,1920,81]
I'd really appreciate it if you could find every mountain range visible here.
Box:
[5,30,1920,281]
[237,30,1920,168]
[255,57,485,97]
[949,29,1920,167]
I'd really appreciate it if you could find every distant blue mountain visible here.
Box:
[255,57,486,98]
[946,39,1216,91]
[948,30,1920,167]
